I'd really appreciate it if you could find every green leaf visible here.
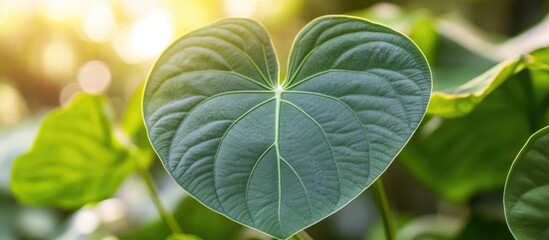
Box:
[401,76,532,202]
[527,47,549,98]
[11,94,134,208]
[408,16,438,65]
[143,16,431,239]
[504,125,549,239]
[428,57,522,117]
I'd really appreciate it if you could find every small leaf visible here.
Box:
[11,94,134,208]
[504,125,549,239]
[143,16,431,239]
[428,56,522,117]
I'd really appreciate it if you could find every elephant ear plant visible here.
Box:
[143,16,431,239]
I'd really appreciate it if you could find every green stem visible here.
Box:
[372,179,396,240]
[137,165,183,234]
[288,230,314,240]
[519,69,542,133]
[296,230,314,240]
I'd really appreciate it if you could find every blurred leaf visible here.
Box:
[529,47,549,67]
[504,125,549,239]
[401,45,549,202]
[429,33,497,94]
[142,17,431,239]
[122,85,154,169]
[456,214,512,240]
[527,47,549,97]
[428,57,522,117]
[11,94,135,208]
[121,196,243,240]
[401,76,532,202]
[409,16,438,64]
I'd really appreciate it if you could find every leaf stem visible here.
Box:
[519,69,543,134]
[289,230,314,240]
[136,164,183,234]
[297,230,314,240]
[372,179,396,240]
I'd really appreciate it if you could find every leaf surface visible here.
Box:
[143,16,431,239]
[11,95,134,208]
[504,125,549,239]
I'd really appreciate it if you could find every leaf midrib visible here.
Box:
[274,89,283,230]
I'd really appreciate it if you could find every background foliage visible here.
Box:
[1,0,549,239]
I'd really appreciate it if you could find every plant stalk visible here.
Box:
[519,69,543,133]
[297,230,314,240]
[137,164,183,234]
[372,179,396,240]
[289,230,314,240]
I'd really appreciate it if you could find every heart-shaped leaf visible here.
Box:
[143,16,431,239]
[504,125,549,239]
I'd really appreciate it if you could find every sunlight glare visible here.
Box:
[83,1,116,42]
[121,0,159,17]
[225,0,257,17]
[43,0,87,22]
[113,9,174,63]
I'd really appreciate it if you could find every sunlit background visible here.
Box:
[1,0,548,239]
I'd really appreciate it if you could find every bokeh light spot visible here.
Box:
[77,60,111,94]
[41,39,76,81]
[73,208,99,234]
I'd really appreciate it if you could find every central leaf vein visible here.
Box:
[274,89,283,229]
